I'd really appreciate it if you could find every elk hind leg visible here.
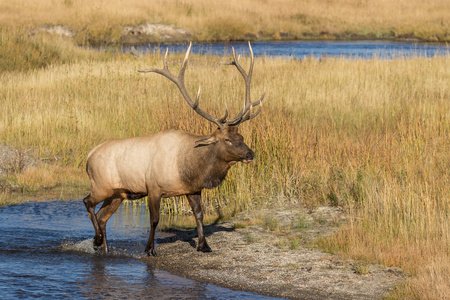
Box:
[83,193,103,248]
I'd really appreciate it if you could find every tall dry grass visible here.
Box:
[1,0,449,42]
[0,27,113,73]
[0,49,449,298]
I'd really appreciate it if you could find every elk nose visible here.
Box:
[244,150,254,163]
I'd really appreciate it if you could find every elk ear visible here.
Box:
[195,135,218,147]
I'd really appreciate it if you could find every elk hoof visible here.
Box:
[93,234,103,247]
[146,248,157,257]
[197,243,212,253]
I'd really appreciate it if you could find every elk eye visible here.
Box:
[225,138,232,143]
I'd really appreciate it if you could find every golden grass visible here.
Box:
[0,48,449,298]
[0,190,13,206]
[15,164,87,193]
[0,27,113,73]
[1,0,449,42]
[400,255,450,299]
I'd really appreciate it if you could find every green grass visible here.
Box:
[297,215,311,229]
[262,215,279,232]
[352,262,371,275]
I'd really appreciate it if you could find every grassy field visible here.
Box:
[1,40,449,298]
[1,1,450,297]
[0,0,449,43]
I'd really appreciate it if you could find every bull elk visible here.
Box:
[83,42,265,256]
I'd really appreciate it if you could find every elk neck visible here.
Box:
[179,135,233,191]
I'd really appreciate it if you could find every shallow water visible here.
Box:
[0,200,279,299]
[125,40,450,59]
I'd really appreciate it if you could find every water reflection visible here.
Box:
[81,254,254,299]
[0,200,278,299]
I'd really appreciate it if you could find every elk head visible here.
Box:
[138,42,265,164]
[195,126,254,165]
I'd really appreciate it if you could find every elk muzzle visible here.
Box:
[242,149,255,163]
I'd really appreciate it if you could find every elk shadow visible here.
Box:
[155,220,234,249]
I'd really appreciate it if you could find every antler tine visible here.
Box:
[179,42,192,80]
[194,85,201,108]
[163,48,169,69]
[231,42,253,101]
[138,42,227,130]
[218,105,229,123]
[247,42,254,88]
[243,89,265,121]
[228,90,265,126]
[230,47,248,81]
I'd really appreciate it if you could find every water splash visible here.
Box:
[60,238,97,254]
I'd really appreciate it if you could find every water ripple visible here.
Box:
[0,200,279,299]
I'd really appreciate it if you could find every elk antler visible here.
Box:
[138,42,228,130]
[225,42,266,127]
[138,42,265,130]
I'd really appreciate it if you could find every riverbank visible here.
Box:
[1,0,449,46]
[0,144,88,206]
[141,206,404,299]
[32,23,449,46]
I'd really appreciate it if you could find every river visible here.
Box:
[0,200,280,299]
[124,40,449,59]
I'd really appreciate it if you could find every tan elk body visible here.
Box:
[83,42,265,256]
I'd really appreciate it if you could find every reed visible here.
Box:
[1,0,449,43]
[0,49,448,298]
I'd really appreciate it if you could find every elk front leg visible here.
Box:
[187,192,211,253]
[145,194,161,256]
[96,197,123,253]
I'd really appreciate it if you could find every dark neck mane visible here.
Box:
[179,139,232,190]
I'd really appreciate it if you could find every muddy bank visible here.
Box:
[141,206,403,299]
